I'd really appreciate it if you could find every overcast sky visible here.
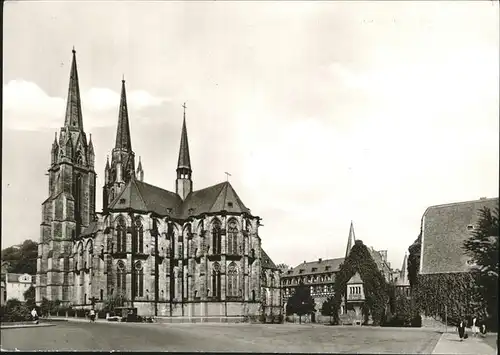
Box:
[2,1,499,271]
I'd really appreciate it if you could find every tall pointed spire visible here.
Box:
[177,102,191,170]
[64,48,84,131]
[345,221,356,258]
[115,78,132,151]
[176,102,193,200]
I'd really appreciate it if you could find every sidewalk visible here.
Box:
[46,316,109,323]
[432,332,497,355]
[1,323,55,329]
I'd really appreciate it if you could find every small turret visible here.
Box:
[104,156,110,183]
[88,134,95,169]
[51,132,59,165]
[136,156,144,182]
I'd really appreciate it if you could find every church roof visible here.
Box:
[261,248,278,270]
[178,181,250,218]
[108,178,183,215]
[420,197,499,275]
[108,179,251,219]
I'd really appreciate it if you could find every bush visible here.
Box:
[76,309,86,318]
[1,299,31,322]
[68,309,75,317]
[98,311,106,319]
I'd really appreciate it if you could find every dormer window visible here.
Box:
[325,266,331,271]
[467,224,476,231]
[311,267,317,272]
[227,202,233,208]
[299,269,304,274]
[119,198,126,204]
[188,208,195,215]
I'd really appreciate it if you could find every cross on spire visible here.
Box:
[225,172,232,182]
[182,102,187,118]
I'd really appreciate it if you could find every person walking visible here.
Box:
[471,316,478,337]
[31,308,39,324]
[89,309,96,323]
[458,319,466,341]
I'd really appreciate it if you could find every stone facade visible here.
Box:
[36,49,281,320]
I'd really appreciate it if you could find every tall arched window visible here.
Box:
[227,262,238,297]
[117,260,126,295]
[134,261,144,297]
[75,151,83,166]
[74,174,82,225]
[212,220,221,254]
[116,217,126,253]
[227,220,238,255]
[134,217,143,253]
[212,262,221,299]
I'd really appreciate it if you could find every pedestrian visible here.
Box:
[31,308,39,324]
[458,319,466,341]
[471,316,478,337]
[89,309,96,323]
[480,322,487,337]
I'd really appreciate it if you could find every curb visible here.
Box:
[0,323,55,329]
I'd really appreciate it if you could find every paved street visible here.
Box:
[0,321,452,353]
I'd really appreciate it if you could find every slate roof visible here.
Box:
[420,197,499,274]
[282,257,345,277]
[108,179,251,219]
[109,178,183,215]
[178,181,251,219]
[261,248,278,270]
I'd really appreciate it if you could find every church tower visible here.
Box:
[176,103,193,200]
[103,79,136,212]
[37,48,96,304]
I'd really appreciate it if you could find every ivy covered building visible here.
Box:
[417,197,499,322]
[36,49,281,321]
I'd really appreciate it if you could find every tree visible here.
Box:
[1,239,38,275]
[463,206,499,327]
[332,240,389,326]
[23,285,36,309]
[103,294,125,313]
[286,282,315,324]
[321,297,335,323]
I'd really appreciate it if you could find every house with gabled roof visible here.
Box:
[36,49,281,321]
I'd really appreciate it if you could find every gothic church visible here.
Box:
[36,49,281,320]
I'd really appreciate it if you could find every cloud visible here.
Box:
[3,80,171,131]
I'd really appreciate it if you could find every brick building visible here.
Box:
[36,49,281,320]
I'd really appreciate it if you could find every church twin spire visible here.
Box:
[64,48,84,131]
[115,79,133,152]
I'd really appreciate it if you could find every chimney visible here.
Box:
[303,260,306,264]
[319,258,322,263]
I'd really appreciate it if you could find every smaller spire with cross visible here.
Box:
[225,172,232,182]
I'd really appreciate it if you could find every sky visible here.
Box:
[2,1,499,271]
